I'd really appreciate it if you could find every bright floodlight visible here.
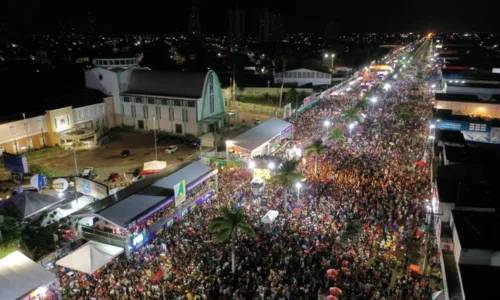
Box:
[348,123,356,129]
[295,182,302,189]
[324,120,331,127]
[370,97,377,103]
[248,161,256,169]
[383,83,391,90]
[430,124,436,129]
[268,162,275,169]
[324,53,329,58]
[431,84,436,88]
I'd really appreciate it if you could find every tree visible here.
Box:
[208,206,256,274]
[272,159,303,210]
[285,88,298,104]
[343,108,359,123]
[328,128,346,144]
[29,164,55,179]
[305,138,329,174]
[355,99,369,110]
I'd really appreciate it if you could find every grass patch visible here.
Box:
[0,237,20,259]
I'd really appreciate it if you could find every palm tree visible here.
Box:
[328,128,346,144]
[272,159,303,210]
[305,138,329,174]
[343,108,359,123]
[208,206,256,274]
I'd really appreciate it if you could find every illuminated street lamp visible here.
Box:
[323,120,331,133]
[324,53,335,69]
[248,161,256,169]
[370,97,377,110]
[348,122,357,137]
[267,161,275,170]
[383,83,391,91]
[295,182,302,205]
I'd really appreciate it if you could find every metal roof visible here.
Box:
[231,118,293,152]
[123,69,207,98]
[71,162,214,229]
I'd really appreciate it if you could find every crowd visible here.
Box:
[57,62,437,300]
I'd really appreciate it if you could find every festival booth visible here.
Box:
[70,162,218,257]
[56,241,124,274]
[0,251,61,300]
[261,210,279,232]
[226,118,293,159]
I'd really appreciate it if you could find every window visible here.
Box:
[24,123,30,133]
[160,99,168,106]
[187,101,196,108]
[79,111,83,119]
[144,106,148,118]
[132,105,136,117]
[98,74,103,80]
[94,106,98,115]
[54,118,57,129]
[134,97,142,103]
[9,126,16,135]
[209,81,215,113]
[148,98,155,105]
[169,107,174,120]
[173,100,181,106]
[175,124,183,134]
[182,109,188,122]
[123,97,131,103]
[85,109,90,117]
[156,106,161,119]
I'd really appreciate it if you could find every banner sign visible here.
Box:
[174,180,186,207]
[75,177,109,199]
[438,120,490,133]
[2,153,28,173]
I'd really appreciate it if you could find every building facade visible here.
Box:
[274,68,332,86]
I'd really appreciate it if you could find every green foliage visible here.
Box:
[285,88,298,103]
[271,159,303,188]
[399,107,414,120]
[29,164,56,178]
[0,237,20,259]
[19,213,58,260]
[328,128,346,144]
[305,139,329,174]
[343,108,359,123]
[355,99,369,110]
[208,206,256,242]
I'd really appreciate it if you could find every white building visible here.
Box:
[274,67,332,87]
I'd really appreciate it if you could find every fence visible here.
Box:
[295,72,360,117]
[81,226,128,248]
[228,101,283,116]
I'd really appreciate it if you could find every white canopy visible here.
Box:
[56,241,124,274]
[261,210,279,224]
[0,251,56,300]
[143,160,167,171]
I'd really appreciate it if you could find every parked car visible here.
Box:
[107,173,120,182]
[120,149,130,158]
[254,119,262,125]
[80,167,94,179]
[165,145,178,154]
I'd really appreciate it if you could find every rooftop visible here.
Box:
[451,210,500,251]
[123,70,208,99]
[437,177,499,209]
[435,129,465,146]
[230,118,293,152]
[434,93,500,104]
[71,162,214,229]
[458,265,500,300]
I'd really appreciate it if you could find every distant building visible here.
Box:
[229,8,245,48]
[188,6,201,38]
[274,64,332,87]
[258,9,284,43]
[271,13,284,42]
[86,12,96,36]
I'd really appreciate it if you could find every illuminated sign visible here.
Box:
[253,168,271,180]
[174,180,186,207]
[132,233,144,246]
[75,177,109,199]
[53,114,72,132]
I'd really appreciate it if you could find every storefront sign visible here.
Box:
[75,177,109,200]
[174,180,186,207]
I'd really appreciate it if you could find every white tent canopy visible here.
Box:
[0,251,56,300]
[261,210,279,224]
[143,160,167,171]
[56,241,124,274]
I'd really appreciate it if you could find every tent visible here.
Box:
[0,251,57,300]
[56,241,124,274]
[143,160,167,171]
[261,210,279,224]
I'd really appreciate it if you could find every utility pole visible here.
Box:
[267,80,271,103]
[73,140,79,175]
[278,59,286,109]
[22,113,30,150]
[232,63,236,104]
[153,116,158,160]
[38,120,46,147]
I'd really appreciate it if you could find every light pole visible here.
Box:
[295,182,302,206]
[37,119,46,147]
[324,53,335,69]
[323,120,331,134]
[370,97,377,110]
[73,140,79,175]
[22,113,30,150]
[153,116,158,160]
[348,122,357,137]
[267,80,271,103]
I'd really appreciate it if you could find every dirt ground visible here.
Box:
[33,132,197,179]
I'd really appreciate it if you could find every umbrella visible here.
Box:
[326,268,339,277]
[414,161,426,166]
[330,287,343,296]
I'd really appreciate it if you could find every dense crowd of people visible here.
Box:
[57,58,438,299]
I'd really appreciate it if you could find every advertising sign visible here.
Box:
[52,178,69,192]
[75,177,109,199]
[438,120,490,133]
[174,180,186,207]
[2,153,28,173]
[30,174,47,189]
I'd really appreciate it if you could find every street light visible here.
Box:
[383,83,391,91]
[267,161,275,170]
[348,122,357,137]
[324,53,335,69]
[295,182,302,205]
[248,161,256,169]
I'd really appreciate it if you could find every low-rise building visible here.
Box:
[274,65,332,87]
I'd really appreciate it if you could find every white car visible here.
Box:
[165,145,178,154]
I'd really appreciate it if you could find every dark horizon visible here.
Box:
[3,0,499,36]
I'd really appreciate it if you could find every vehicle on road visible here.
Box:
[81,167,94,179]
[165,145,178,154]
[120,149,131,158]
[107,173,120,182]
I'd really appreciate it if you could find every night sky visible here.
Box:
[3,0,498,34]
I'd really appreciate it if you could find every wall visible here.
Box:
[439,202,455,223]
[46,107,74,146]
[73,103,106,130]
[459,249,494,265]
[104,97,117,128]
[274,68,332,86]
[85,68,119,97]
[222,87,313,100]
[0,115,51,153]
[227,101,283,116]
